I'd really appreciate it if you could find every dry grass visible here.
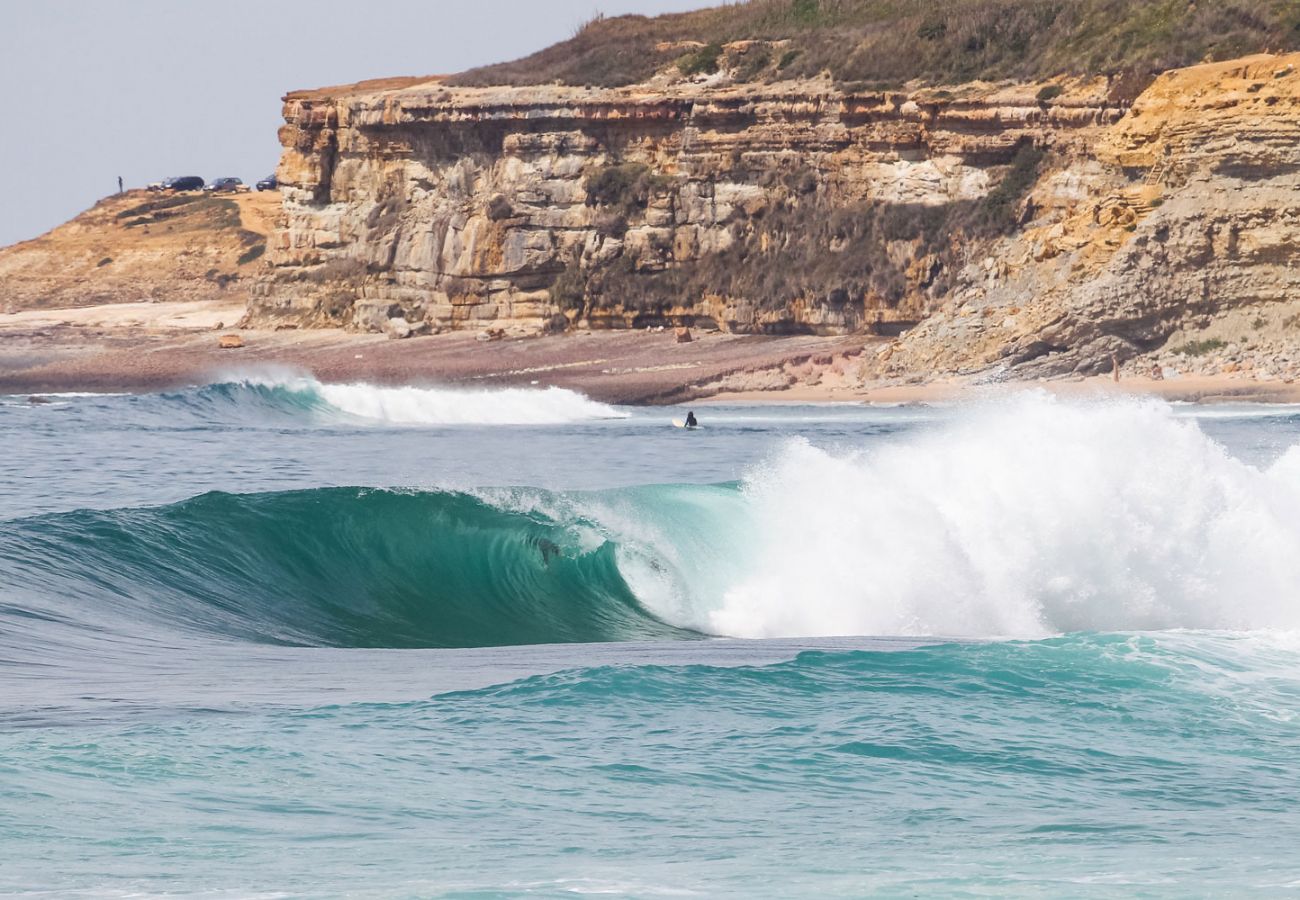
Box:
[452,0,1300,89]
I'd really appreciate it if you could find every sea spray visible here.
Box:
[190,372,628,425]
[9,384,1300,895]
[7,393,1300,651]
[708,393,1300,637]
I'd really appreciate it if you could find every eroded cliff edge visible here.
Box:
[251,51,1300,379]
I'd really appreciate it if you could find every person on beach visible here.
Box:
[685,411,698,428]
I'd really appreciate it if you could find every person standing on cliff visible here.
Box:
[117,175,123,195]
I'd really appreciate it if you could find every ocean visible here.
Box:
[4,376,1300,896]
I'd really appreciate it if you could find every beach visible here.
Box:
[6,301,1300,405]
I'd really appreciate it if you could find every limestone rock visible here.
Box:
[383,317,412,339]
[249,72,1122,337]
[242,50,1300,382]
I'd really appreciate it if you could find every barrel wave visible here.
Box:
[7,393,1300,653]
[0,487,699,649]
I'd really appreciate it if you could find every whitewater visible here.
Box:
[4,380,1300,896]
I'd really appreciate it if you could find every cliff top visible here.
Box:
[0,190,278,313]
[449,0,1300,92]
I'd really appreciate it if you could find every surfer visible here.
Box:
[685,411,698,428]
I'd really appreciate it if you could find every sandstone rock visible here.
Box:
[232,50,1300,383]
[384,317,412,339]
[218,334,244,349]
[251,72,1122,337]
[884,52,1300,379]
[676,327,693,343]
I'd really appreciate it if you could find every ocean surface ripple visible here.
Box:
[4,383,1300,895]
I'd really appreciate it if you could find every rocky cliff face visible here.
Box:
[878,53,1300,378]
[250,67,1124,338]
[253,51,1300,382]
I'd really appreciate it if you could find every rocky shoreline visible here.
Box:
[4,307,1300,406]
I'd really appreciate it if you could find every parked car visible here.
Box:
[155,176,205,192]
[255,174,278,191]
[204,177,244,193]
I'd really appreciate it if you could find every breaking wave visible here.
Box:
[5,394,1300,651]
[173,373,627,425]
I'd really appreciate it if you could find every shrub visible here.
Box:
[585,162,668,216]
[735,45,772,81]
[1036,84,1063,102]
[594,212,630,237]
[487,195,514,220]
[1176,338,1228,357]
[678,42,723,76]
[237,244,266,266]
[790,0,823,27]
[365,195,405,230]
[451,0,1300,92]
[550,259,587,311]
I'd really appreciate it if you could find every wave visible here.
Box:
[0,487,698,650]
[6,394,1300,650]
[708,394,1300,638]
[171,372,628,426]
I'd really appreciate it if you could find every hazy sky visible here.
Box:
[0,0,707,247]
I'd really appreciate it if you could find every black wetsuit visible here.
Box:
[685,412,698,428]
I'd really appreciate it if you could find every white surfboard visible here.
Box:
[672,418,701,429]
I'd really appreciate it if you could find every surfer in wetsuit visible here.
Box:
[685,411,698,428]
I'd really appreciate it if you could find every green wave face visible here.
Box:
[0,488,702,649]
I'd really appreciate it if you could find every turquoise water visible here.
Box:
[4,377,1300,896]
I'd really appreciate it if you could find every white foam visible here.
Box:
[316,382,627,425]
[605,393,1300,639]
[216,371,627,425]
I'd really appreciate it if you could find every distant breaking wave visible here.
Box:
[6,394,1300,651]
[172,373,628,425]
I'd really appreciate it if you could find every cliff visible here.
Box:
[881,53,1300,378]
[250,47,1300,382]
[251,68,1124,338]
[9,0,1300,390]
[0,191,277,314]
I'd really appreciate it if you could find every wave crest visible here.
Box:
[710,395,1300,638]
[188,372,627,425]
[8,395,1300,649]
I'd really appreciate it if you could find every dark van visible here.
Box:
[162,176,205,192]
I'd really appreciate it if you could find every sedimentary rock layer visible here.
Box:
[251,74,1123,337]
[883,53,1300,377]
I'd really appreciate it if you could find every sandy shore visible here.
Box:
[0,302,867,404]
[4,301,1300,405]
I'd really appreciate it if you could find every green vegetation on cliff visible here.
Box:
[452,0,1300,90]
